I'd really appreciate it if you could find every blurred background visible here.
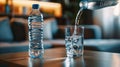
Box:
[0,0,120,53]
[0,0,120,41]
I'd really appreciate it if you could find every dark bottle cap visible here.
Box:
[32,4,39,9]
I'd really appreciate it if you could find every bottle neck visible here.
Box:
[79,1,88,9]
[32,8,39,12]
[30,8,41,16]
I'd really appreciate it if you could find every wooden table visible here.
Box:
[0,48,120,67]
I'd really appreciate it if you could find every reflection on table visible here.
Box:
[0,48,120,67]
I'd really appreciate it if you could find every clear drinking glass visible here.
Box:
[65,26,84,57]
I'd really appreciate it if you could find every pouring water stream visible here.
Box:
[73,8,84,36]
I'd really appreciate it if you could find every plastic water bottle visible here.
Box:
[28,4,44,58]
[79,0,118,10]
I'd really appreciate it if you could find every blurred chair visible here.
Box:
[0,18,57,53]
[10,18,28,42]
[43,18,58,40]
[84,25,102,39]
[0,17,13,42]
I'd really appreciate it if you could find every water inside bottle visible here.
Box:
[28,15,44,58]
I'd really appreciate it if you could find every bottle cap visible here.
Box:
[32,4,39,9]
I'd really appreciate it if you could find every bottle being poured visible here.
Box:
[74,0,118,35]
